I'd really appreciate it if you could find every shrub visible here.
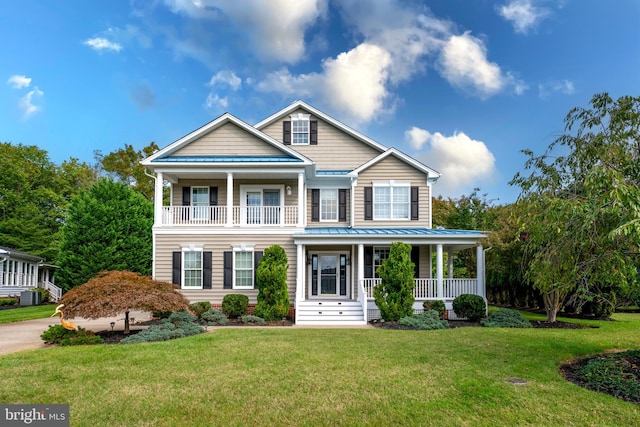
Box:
[254,245,290,321]
[481,309,531,328]
[222,294,249,318]
[374,242,416,321]
[201,308,228,326]
[0,298,17,306]
[423,300,446,319]
[582,292,617,318]
[452,294,486,321]
[41,325,104,345]
[241,315,265,325]
[398,310,449,330]
[573,350,640,401]
[32,287,50,304]
[189,301,211,319]
[121,312,204,344]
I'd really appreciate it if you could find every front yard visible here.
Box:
[1,312,640,425]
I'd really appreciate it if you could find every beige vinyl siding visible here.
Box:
[260,108,382,170]
[173,179,299,207]
[305,188,350,227]
[171,122,284,157]
[155,234,296,304]
[354,155,431,227]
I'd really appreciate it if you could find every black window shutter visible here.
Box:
[283,121,291,145]
[209,187,218,206]
[253,251,263,289]
[364,187,373,221]
[172,252,181,286]
[182,187,191,206]
[339,189,347,222]
[410,246,419,279]
[411,186,419,220]
[223,251,232,289]
[203,251,212,289]
[364,247,373,278]
[311,189,320,222]
[310,120,318,145]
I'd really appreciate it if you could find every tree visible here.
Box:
[61,270,190,333]
[57,179,153,291]
[511,93,640,322]
[0,143,96,260]
[95,142,159,201]
[254,245,290,321]
[374,242,416,321]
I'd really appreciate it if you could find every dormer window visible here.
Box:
[291,113,310,145]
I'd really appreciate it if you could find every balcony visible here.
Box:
[160,205,299,227]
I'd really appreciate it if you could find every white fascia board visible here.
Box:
[142,113,313,167]
[349,148,441,182]
[254,100,388,153]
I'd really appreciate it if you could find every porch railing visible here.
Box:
[161,205,298,226]
[41,280,62,302]
[362,278,478,300]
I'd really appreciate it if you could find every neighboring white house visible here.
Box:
[0,245,61,302]
[141,100,487,325]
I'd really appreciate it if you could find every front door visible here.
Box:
[310,253,349,298]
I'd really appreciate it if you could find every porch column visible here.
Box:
[436,244,443,299]
[296,243,304,304]
[447,248,453,278]
[154,171,163,226]
[357,244,364,298]
[297,172,304,227]
[476,244,484,298]
[226,173,234,227]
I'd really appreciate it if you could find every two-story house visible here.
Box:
[141,100,487,325]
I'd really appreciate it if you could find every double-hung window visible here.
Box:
[373,247,390,278]
[234,250,254,289]
[183,250,203,288]
[291,113,310,145]
[373,181,410,220]
[320,189,338,222]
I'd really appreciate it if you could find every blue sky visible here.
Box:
[2,0,639,203]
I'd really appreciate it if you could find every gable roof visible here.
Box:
[349,148,441,182]
[142,112,312,166]
[254,100,388,153]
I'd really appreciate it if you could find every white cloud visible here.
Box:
[164,0,326,63]
[405,126,431,150]
[207,70,242,91]
[538,79,575,98]
[413,128,496,197]
[84,37,123,52]
[438,32,524,98]
[7,75,31,89]
[498,0,550,34]
[19,87,44,119]
[204,93,228,109]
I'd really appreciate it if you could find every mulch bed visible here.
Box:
[370,319,595,330]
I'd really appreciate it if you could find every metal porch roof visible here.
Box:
[295,227,486,237]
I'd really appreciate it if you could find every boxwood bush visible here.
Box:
[41,325,105,346]
[398,310,449,330]
[222,294,249,318]
[452,294,486,321]
[189,301,212,320]
[481,308,531,328]
[422,300,446,319]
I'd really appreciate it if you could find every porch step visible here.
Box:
[296,301,366,326]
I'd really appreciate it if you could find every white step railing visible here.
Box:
[41,280,62,302]
[161,205,298,226]
[362,278,478,300]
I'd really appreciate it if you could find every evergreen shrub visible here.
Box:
[222,294,249,318]
[41,325,104,345]
[373,242,416,321]
[398,310,449,330]
[452,294,486,321]
[241,315,265,325]
[201,308,228,326]
[254,245,290,321]
[422,300,446,319]
[189,301,212,319]
[480,309,531,328]
[121,311,204,344]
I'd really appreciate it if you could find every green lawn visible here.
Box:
[1,313,640,426]
[0,304,56,324]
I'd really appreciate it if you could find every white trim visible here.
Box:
[319,188,338,222]
[290,113,311,145]
[232,247,255,290]
[349,148,440,181]
[307,251,350,299]
[181,247,204,290]
[372,182,411,221]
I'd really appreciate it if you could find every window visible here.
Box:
[373,247,390,278]
[234,251,254,289]
[192,187,209,220]
[373,182,410,220]
[183,251,202,288]
[291,113,310,145]
[320,189,338,221]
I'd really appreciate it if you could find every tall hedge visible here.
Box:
[254,245,289,321]
[374,242,416,321]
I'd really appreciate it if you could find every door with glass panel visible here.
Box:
[310,253,348,297]
[192,187,209,220]
[246,192,262,224]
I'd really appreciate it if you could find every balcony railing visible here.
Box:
[161,206,299,226]
[362,278,478,300]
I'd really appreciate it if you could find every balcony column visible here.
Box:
[296,243,304,305]
[436,244,443,299]
[297,172,304,227]
[226,173,234,227]
[476,244,484,298]
[447,248,453,278]
[154,171,163,226]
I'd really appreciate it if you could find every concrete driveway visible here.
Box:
[0,311,152,355]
